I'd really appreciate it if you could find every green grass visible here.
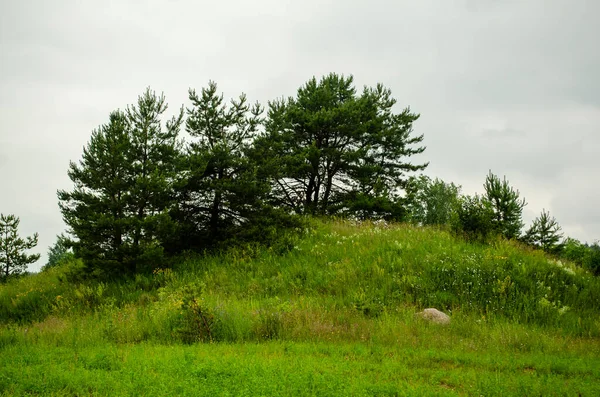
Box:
[1,334,599,396]
[1,219,600,395]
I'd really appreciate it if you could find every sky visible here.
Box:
[1,0,599,272]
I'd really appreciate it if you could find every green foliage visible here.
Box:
[173,81,286,250]
[42,234,74,271]
[0,262,71,323]
[0,214,40,281]
[405,175,461,226]
[452,194,496,243]
[561,238,588,265]
[259,73,427,219]
[560,238,600,276]
[524,209,564,254]
[583,242,600,276]
[484,171,527,239]
[58,89,183,278]
[175,282,216,343]
[587,244,600,276]
[3,219,599,337]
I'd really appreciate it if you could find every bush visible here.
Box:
[451,194,496,243]
[584,243,600,276]
[561,238,588,265]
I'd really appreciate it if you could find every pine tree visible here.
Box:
[125,88,183,271]
[259,73,427,219]
[174,82,275,248]
[484,171,527,239]
[524,209,564,253]
[342,83,428,219]
[58,110,134,276]
[0,214,40,281]
[58,89,183,277]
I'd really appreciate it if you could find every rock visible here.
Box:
[417,308,451,325]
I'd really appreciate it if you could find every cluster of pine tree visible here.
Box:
[58,74,427,278]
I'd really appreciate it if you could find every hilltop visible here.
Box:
[1,219,599,395]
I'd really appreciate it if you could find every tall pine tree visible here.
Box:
[125,89,183,271]
[174,82,276,248]
[259,73,427,219]
[59,89,183,277]
[58,111,134,276]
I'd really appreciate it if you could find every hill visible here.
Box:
[1,219,599,395]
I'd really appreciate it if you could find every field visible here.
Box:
[1,219,600,395]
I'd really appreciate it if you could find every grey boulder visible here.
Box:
[417,308,451,325]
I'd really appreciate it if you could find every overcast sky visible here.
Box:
[1,0,599,271]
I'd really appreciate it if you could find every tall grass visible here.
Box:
[1,218,599,345]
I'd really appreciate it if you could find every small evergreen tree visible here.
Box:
[484,171,526,239]
[0,214,40,281]
[524,209,564,253]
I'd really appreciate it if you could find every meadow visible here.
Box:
[1,219,599,395]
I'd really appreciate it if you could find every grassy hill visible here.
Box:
[1,219,600,396]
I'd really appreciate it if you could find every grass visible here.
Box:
[1,340,599,396]
[1,219,600,395]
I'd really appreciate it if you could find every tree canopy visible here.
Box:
[172,81,282,249]
[58,89,183,277]
[42,75,598,278]
[258,73,427,219]
[405,175,461,226]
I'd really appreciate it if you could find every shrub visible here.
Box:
[451,194,496,243]
[584,243,600,276]
[175,283,217,343]
[561,238,588,265]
